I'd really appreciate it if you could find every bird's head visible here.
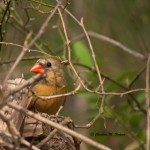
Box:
[30,57,63,74]
[30,57,66,86]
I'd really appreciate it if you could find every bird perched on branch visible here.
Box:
[28,57,67,115]
[0,57,67,139]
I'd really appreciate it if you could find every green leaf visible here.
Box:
[72,41,93,67]
[136,92,145,103]
[103,109,112,118]
[129,113,144,132]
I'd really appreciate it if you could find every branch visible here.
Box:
[58,8,95,94]
[0,0,11,48]
[74,63,146,114]
[37,117,72,148]
[80,18,105,122]
[8,102,111,150]
[60,7,105,127]
[88,31,145,60]
[146,54,150,150]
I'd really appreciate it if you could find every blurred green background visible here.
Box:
[0,0,149,149]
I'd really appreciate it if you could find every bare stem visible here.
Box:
[146,55,150,150]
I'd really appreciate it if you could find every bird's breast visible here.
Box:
[32,84,57,96]
[29,84,66,115]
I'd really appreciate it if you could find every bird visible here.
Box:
[0,57,67,138]
[28,56,67,115]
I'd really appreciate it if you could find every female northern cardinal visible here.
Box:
[28,57,67,115]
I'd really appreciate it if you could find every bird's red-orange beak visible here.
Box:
[30,64,45,74]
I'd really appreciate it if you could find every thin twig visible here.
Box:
[28,0,54,8]
[88,31,145,60]
[34,85,150,99]
[60,7,105,127]
[80,18,105,126]
[129,67,146,88]
[146,55,150,150]
[0,0,11,45]
[0,56,43,65]
[0,41,28,48]
[58,8,95,94]
[38,84,80,99]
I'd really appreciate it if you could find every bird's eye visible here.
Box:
[47,62,52,67]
